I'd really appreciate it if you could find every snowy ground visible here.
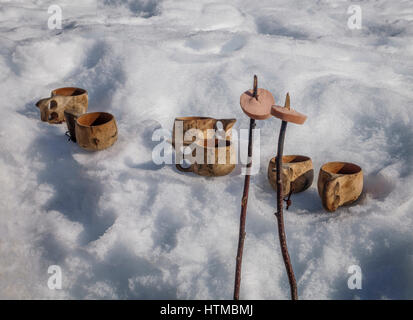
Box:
[1,0,413,299]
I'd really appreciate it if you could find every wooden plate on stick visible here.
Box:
[240,76,275,120]
[271,93,307,124]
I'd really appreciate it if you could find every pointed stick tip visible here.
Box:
[253,75,258,100]
[284,92,290,109]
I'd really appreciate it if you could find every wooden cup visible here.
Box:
[36,87,88,124]
[268,155,313,196]
[317,162,363,212]
[172,117,236,148]
[176,139,235,176]
[75,112,118,151]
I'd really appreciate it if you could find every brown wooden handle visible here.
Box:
[36,97,54,121]
[176,163,193,172]
[36,95,69,108]
[36,97,54,108]
[215,119,236,132]
[323,178,340,212]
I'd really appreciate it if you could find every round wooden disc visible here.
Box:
[240,88,275,120]
[271,105,307,124]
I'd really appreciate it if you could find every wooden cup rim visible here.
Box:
[270,155,311,164]
[174,116,214,121]
[321,161,362,175]
[76,112,115,128]
[52,87,87,96]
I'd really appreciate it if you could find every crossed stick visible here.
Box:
[234,76,306,300]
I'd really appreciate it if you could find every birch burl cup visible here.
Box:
[172,117,236,148]
[176,139,235,176]
[75,112,118,151]
[268,155,313,196]
[318,162,363,212]
[36,87,88,124]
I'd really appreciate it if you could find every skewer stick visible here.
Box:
[234,75,258,300]
[274,93,298,300]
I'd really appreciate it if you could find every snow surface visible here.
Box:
[1,0,413,299]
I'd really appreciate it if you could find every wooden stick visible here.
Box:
[253,75,258,101]
[274,93,298,300]
[284,92,290,110]
[234,76,257,300]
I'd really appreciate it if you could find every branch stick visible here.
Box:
[234,75,258,300]
[274,94,298,300]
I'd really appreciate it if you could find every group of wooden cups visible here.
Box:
[171,117,363,212]
[268,156,363,212]
[238,79,363,212]
[172,83,364,212]
[35,87,118,151]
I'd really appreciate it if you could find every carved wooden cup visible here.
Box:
[318,162,363,212]
[268,155,313,196]
[176,139,235,176]
[172,117,236,148]
[75,112,118,151]
[36,87,88,124]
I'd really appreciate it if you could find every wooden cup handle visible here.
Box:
[176,163,193,172]
[36,95,69,109]
[36,97,55,122]
[323,178,341,212]
[36,97,53,108]
[215,119,236,131]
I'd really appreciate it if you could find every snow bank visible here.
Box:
[1,0,413,299]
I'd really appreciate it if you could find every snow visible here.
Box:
[1,0,413,299]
